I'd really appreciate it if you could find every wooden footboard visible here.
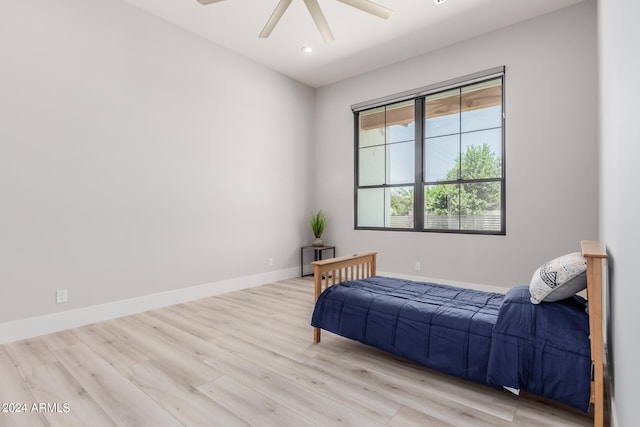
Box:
[311,251,377,343]
[581,240,608,427]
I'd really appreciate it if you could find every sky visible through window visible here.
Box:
[388,106,502,183]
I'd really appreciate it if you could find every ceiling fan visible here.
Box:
[196,0,393,43]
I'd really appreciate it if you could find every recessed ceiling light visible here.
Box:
[434,0,447,4]
[302,46,313,53]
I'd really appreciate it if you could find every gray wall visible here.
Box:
[0,0,315,323]
[314,2,599,288]
[598,0,640,425]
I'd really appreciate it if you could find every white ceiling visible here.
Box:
[119,0,585,88]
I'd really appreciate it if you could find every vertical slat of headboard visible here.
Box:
[371,253,377,276]
[581,240,607,427]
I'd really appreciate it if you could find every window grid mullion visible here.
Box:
[457,88,462,231]
[383,107,388,227]
[414,99,424,231]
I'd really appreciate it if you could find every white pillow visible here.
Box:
[529,252,587,304]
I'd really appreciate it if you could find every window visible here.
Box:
[357,101,416,229]
[354,68,505,234]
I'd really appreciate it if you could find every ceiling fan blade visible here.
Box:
[336,0,392,19]
[196,0,225,4]
[303,0,334,43]
[259,0,293,38]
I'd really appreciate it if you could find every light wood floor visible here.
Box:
[0,278,593,427]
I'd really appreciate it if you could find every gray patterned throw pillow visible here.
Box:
[529,252,587,304]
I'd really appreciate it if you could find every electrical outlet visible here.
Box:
[268,257,274,266]
[414,261,421,271]
[56,289,68,304]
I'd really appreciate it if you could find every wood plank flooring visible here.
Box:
[0,278,593,426]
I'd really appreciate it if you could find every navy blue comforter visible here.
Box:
[487,285,591,411]
[311,277,591,411]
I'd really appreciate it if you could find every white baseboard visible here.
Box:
[376,270,509,294]
[0,267,299,345]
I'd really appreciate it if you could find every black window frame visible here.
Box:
[353,67,506,235]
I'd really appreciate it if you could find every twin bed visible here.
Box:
[310,241,607,426]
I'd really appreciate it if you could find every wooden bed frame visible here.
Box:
[311,241,607,427]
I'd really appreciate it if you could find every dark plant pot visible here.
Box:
[312,238,324,247]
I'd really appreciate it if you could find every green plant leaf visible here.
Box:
[310,210,327,238]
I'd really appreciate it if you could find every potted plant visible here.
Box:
[310,210,327,247]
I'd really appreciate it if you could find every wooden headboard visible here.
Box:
[311,241,608,426]
[581,240,608,427]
